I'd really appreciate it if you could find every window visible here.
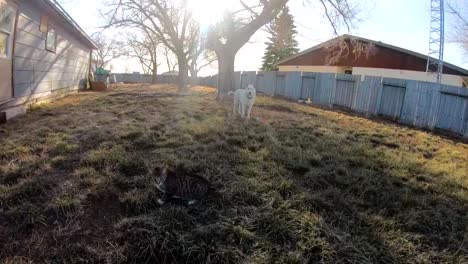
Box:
[0,32,7,55]
[0,2,15,32]
[0,2,16,56]
[46,27,56,52]
[344,69,353,75]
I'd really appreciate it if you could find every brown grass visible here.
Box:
[0,84,467,263]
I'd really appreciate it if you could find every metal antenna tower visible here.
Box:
[426,0,445,84]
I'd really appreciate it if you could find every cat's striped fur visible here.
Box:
[153,167,210,205]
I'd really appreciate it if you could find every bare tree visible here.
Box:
[91,32,124,71]
[128,39,153,75]
[207,0,365,100]
[161,46,178,74]
[207,0,287,100]
[188,47,217,84]
[447,1,468,59]
[323,35,376,65]
[104,0,200,92]
[126,33,160,83]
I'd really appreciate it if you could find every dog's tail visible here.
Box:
[227,91,235,96]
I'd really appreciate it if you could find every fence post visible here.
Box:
[351,75,361,111]
[242,71,257,88]
[374,77,384,116]
[428,84,442,129]
[329,73,337,107]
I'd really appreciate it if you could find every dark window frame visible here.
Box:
[0,31,9,56]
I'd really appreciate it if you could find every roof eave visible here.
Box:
[276,34,468,76]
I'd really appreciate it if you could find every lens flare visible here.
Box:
[188,0,235,28]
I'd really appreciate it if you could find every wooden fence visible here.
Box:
[113,73,181,84]
[200,71,468,137]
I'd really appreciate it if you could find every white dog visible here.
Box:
[228,84,256,119]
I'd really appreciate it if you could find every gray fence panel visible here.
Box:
[256,73,266,93]
[142,75,152,83]
[400,80,419,125]
[300,72,318,100]
[233,72,242,90]
[200,76,208,86]
[285,72,301,99]
[436,93,468,134]
[211,76,217,87]
[352,76,368,113]
[113,73,182,84]
[427,84,442,129]
[208,75,218,88]
[334,78,356,109]
[336,73,359,82]
[367,77,382,115]
[301,76,316,100]
[437,86,468,135]
[465,114,468,137]
[114,74,126,82]
[382,77,407,87]
[414,84,435,128]
[241,73,247,88]
[275,73,286,97]
[414,86,437,128]
[257,71,276,95]
[353,76,381,114]
[157,75,177,84]
[241,71,257,88]
[256,72,272,95]
[411,82,440,129]
[132,73,142,83]
[440,85,468,97]
[378,84,406,120]
[313,73,335,106]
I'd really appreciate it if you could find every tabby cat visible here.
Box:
[153,166,210,205]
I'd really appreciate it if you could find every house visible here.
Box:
[277,35,468,87]
[0,0,97,121]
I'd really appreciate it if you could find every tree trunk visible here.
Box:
[151,61,158,84]
[189,67,198,86]
[176,54,189,92]
[216,49,236,101]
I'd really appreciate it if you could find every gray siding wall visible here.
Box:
[12,0,90,105]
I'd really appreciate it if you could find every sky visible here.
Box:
[59,0,468,76]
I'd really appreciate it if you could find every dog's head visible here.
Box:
[246,84,256,99]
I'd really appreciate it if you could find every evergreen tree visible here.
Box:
[261,6,299,71]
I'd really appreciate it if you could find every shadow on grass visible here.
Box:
[268,123,467,263]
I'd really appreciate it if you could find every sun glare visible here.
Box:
[188,0,234,28]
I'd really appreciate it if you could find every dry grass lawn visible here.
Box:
[0,84,467,263]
